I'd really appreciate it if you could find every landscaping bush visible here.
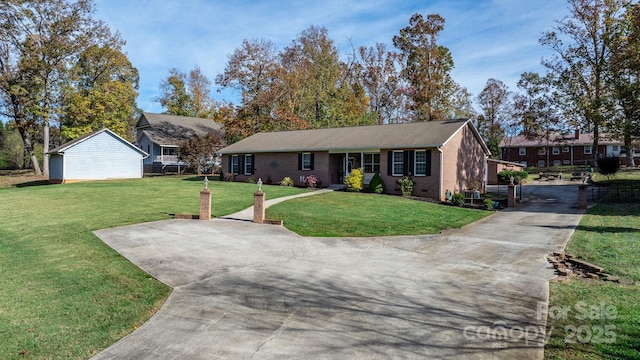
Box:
[304,174,320,188]
[483,198,495,210]
[368,172,385,194]
[280,176,293,186]
[345,168,364,192]
[397,176,414,196]
[498,170,528,184]
[596,156,621,178]
[451,192,465,206]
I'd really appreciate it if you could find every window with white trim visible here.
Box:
[584,146,592,155]
[519,147,526,156]
[301,153,312,170]
[553,160,561,167]
[244,154,253,175]
[231,155,239,174]
[538,160,545,167]
[363,153,380,173]
[414,150,427,176]
[563,146,570,153]
[392,151,404,176]
[538,148,546,155]
[552,147,560,155]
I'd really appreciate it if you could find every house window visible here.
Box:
[244,154,253,175]
[538,148,546,155]
[363,153,380,173]
[519,147,526,156]
[563,159,571,165]
[553,160,561,167]
[414,150,427,176]
[584,146,592,155]
[300,153,312,170]
[520,161,528,167]
[552,147,560,155]
[563,146,570,153]
[392,151,404,176]
[538,160,545,167]
[231,155,240,174]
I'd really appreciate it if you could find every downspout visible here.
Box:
[437,146,443,201]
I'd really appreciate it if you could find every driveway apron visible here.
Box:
[92,183,583,359]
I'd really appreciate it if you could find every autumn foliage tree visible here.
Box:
[177,132,225,175]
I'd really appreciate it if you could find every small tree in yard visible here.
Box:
[178,132,224,175]
[596,157,621,179]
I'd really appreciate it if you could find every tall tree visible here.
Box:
[476,78,510,157]
[513,72,566,167]
[357,43,404,123]
[61,44,139,140]
[216,38,280,133]
[188,66,214,119]
[392,13,463,121]
[0,0,116,176]
[158,68,193,116]
[540,0,626,165]
[608,2,640,166]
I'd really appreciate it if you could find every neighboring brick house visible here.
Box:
[499,130,625,168]
[135,112,224,173]
[218,119,491,201]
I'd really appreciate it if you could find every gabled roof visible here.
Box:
[136,112,224,147]
[500,132,622,147]
[48,128,148,157]
[219,119,490,155]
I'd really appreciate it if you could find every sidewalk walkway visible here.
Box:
[92,183,583,359]
[222,188,333,221]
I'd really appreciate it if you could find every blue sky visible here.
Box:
[93,0,570,114]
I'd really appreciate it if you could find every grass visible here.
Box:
[0,176,307,359]
[266,191,492,237]
[544,203,640,360]
[592,167,640,184]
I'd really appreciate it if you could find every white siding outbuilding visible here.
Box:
[48,129,148,183]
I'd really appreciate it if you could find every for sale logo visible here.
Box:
[539,301,617,344]
[462,301,617,347]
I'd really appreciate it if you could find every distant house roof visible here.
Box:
[500,132,622,148]
[48,128,148,157]
[219,119,490,155]
[136,112,224,147]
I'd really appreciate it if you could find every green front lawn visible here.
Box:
[266,191,492,237]
[544,203,640,360]
[0,177,307,359]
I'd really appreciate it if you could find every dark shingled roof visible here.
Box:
[137,112,224,146]
[220,119,489,154]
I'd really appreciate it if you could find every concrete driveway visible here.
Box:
[92,183,584,359]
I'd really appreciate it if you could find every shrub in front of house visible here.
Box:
[483,198,495,210]
[397,176,414,196]
[304,174,320,188]
[498,170,528,184]
[451,192,465,206]
[345,168,364,192]
[280,176,293,186]
[596,156,621,178]
[368,172,385,194]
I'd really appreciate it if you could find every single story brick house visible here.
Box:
[48,128,148,183]
[499,130,626,168]
[218,119,491,201]
[135,112,224,173]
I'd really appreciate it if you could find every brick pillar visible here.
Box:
[507,184,517,208]
[253,191,265,223]
[578,185,588,209]
[200,189,211,220]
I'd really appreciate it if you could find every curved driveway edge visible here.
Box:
[92,183,583,359]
